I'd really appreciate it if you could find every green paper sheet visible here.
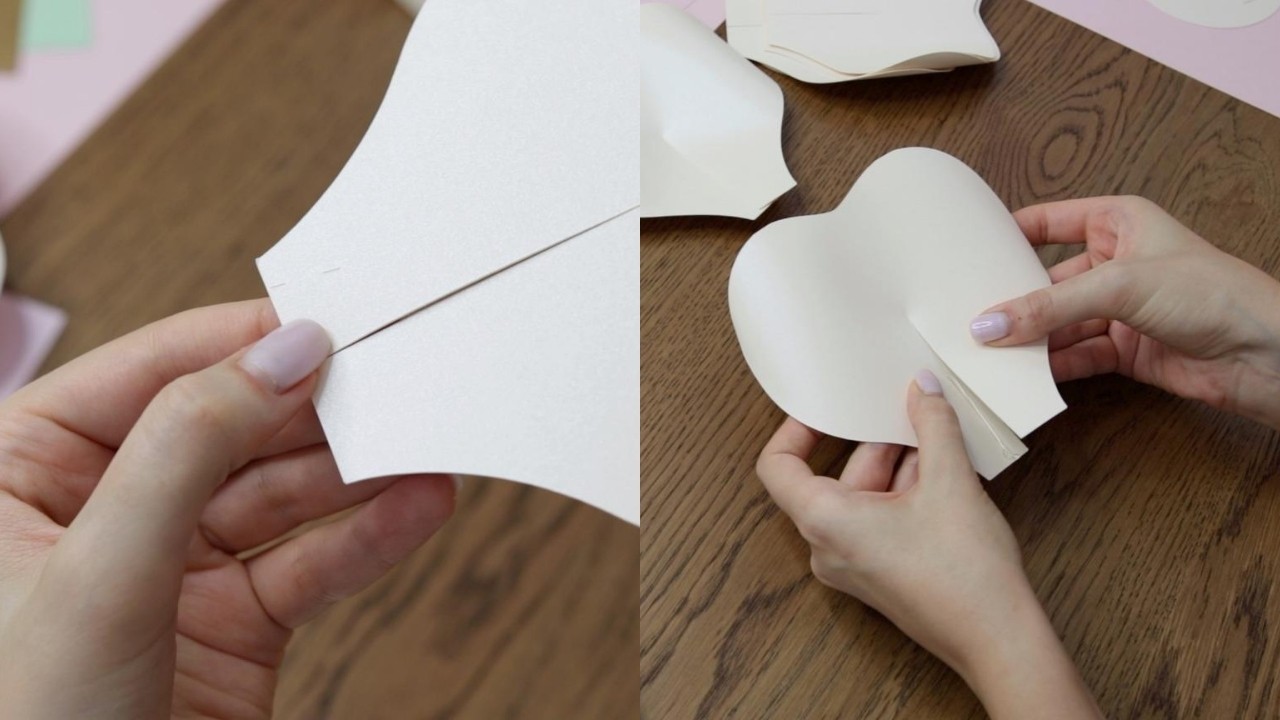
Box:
[20,0,91,50]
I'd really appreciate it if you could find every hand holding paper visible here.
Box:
[730,148,1065,478]
[0,300,456,717]
[983,196,1280,433]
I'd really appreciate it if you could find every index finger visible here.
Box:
[1013,197,1123,247]
[756,417,840,519]
[13,299,279,449]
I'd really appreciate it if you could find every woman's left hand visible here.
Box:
[0,299,456,719]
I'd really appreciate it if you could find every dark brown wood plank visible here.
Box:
[640,2,1280,717]
[1,1,638,717]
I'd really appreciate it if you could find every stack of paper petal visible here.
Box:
[729,148,1064,478]
[726,0,1000,83]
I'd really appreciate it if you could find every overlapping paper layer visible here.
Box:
[641,3,793,219]
[259,0,639,524]
[726,0,999,83]
[729,148,1065,478]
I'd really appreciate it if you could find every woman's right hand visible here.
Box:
[971,196,1280,430]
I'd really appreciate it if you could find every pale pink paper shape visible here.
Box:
[0,293,68,399]
[1027,0,1280,119]
[0,0,224,217]
[640,0,725,29]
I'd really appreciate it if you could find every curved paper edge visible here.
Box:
[642,2,794,219]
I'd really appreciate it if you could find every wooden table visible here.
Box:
[641,1,1280,717]
[1,2,638,717]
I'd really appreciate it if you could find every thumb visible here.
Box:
[907,370,975,483]
[44,319,331,611]
[970,263,1127,346]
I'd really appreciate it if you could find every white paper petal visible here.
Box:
[258,0,639,525]
[726,0,1000,83]
[1146,0,1280,28]
[728,148,1065,479]
[641,3,795,219]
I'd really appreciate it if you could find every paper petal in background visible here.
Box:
[729,148,1065,478]
[258,0,639,525]
[641,2,793,219]
[726,0,999,83]
[640,0,726,30]
[1146,0,1280,28]
[0,292,67,400]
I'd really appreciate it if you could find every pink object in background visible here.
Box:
[0,293,67,399]
[0,0,225,218]
[1027,0,1280,119]
[641,0,724,29]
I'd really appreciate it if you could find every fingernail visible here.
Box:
[240,320,331,393]
[451,474,466,493]
[915,369,943,396]
[970,312,1010,343]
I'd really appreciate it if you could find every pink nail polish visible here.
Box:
[239,320,332,393]
[915,369,943,396]
[970,312,1010,343]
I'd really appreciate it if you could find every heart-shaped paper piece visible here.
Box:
[729,148,1065,478]
[642,2,794,219]
[727,0,1000,83]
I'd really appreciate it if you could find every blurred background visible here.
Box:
[0,1,638,717]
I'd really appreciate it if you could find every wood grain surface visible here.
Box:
[640,1,1280,717]
[1,1,638,718]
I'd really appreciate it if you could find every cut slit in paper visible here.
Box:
[1146,0,1280,29]
[728,148,1065,479]
[258,0,639,525]
[641,2,794,219]
[725,0,1000,83]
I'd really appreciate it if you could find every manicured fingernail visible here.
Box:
[915,369,943,396]
[451,474,466,493]
[970,312,1010,343]
[240,320,331,393]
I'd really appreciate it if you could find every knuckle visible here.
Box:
[792,493,843,547]
[1019,288,1056,329]
[152,374,236,450]
[754,454,772,482]
[809,554,834,587]
[288,556,338,620]
[253,462,300,529]
[793,508,832,547]
[157,375,225,431]
[794,515,828,547]
[1115,195,1159,217]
